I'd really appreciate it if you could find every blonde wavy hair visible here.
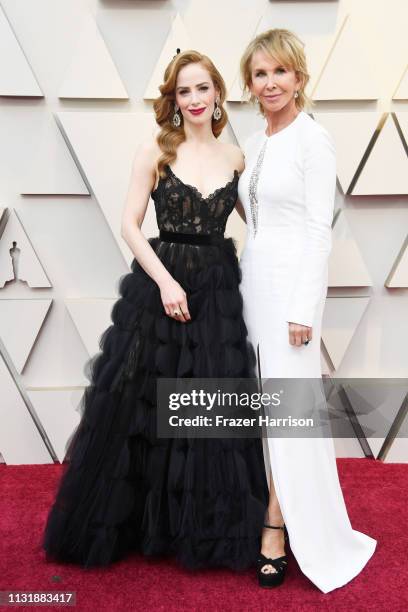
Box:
[153,50,228,177]
[240,29,313,115]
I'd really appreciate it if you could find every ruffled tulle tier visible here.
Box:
[42,236,268,570]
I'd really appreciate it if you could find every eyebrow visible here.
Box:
[176,82,210,91]
[253,65,285,71]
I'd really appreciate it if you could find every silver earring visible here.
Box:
[173,104,181,127]
[255,96,259,104]
[213,98,222,121]
[294,91,299,99]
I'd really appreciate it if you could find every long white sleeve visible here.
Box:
[285,125,337,328]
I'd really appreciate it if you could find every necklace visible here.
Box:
[248,139,267,237]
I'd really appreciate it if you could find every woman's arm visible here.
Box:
[121,140,191,322]
[226,143,247,223]
[235,198,246,223]
[285,125,337,329]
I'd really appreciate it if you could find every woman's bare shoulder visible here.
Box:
[135,134,161,164]
[130,136,163,186]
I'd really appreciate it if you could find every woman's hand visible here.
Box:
[159,278,191,323]
[288,322,312,346]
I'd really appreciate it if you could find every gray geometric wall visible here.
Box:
[0,0,407,465]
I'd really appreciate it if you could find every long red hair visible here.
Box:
[153,50,228,177]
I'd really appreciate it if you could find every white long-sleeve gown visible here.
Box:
[238,110,377,593]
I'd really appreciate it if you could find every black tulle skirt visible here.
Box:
[42,235,269,570]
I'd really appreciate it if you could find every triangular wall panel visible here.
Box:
[352,114,408,195]
[313,15,379,101]
[184,1,263,95]
[227,72,246,104]
[57,111,158,267]
[58,12,128,99]
[0,209,52,288]
[385,234,408,288]
[328,209,372,287]
[0,299,52,373]
[0,354,50,464]
[394,111,408,148]
[341,382,408,462]
[27,388,83,463]
[254,6,348,98]
[21,115,89,195]
[66,298,116,357]
[382,434,408,463]
[0,5,42,97]
[227,104,266,150]
[0,208,6,228]
[322,297,370,370]
[144,14,192,100]
[321,348,333,377]
[227,13,263,102]
[393,64,408,100]
[314,112,382,194]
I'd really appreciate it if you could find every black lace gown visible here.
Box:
[42,164,269,570]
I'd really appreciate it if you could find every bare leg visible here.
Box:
[260,468,285,574]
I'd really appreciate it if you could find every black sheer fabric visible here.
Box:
[42,165,268,571]
[152,165,239,235]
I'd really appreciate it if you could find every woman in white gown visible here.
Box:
[237,29,377,592]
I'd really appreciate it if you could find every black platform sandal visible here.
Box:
[257,524,288,588]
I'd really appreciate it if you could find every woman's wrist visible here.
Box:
[156,271,174,290]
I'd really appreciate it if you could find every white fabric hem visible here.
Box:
[305,536,377,594]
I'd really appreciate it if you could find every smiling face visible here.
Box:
[174,62,219,125]
[249,49,300,114]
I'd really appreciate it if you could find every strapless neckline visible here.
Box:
[151,161,240,235]
[160,164,239,202]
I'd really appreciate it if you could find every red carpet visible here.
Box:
[0,459,407,611]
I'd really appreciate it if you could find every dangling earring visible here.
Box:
[173,103,181,127]
[255,96,259,104]
[213,98,222,121]
[294,91,299,99]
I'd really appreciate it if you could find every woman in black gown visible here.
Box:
[42,50,268,571]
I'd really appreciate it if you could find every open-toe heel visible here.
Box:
[257,524,288,588]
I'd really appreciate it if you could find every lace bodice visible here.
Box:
[151,165,239,235]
